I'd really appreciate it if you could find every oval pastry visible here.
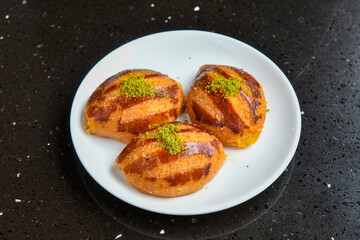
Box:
[84,69,185,143]
[115,122,226,197]
[186,64,266,148]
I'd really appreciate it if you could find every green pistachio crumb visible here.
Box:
[119,74,171,99]
[205,73,247,98]
[145,123,186,155]
[119,74,155,98]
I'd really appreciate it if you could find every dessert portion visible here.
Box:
[84,69,185,143]
[115,122,226,197]
[186,64,266,148]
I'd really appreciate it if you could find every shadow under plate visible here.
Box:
[77,157,294,240]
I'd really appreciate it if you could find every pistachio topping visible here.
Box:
[119,74,155,98]
[118,73,170,99]
[205,73,248,98]
[145,123,187,155]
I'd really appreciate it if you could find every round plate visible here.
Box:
[70,30,301,215]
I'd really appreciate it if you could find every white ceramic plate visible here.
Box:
[70,30,301,215]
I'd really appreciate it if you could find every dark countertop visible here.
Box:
[1,0,359,239]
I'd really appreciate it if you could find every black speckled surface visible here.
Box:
[1,0,359,239]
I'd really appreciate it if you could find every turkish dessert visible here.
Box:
[186,64,266,148]
[115,122,226,197]
[84,69,185,143]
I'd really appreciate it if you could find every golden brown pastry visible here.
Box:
[186,64,266,148]
[84,69,185,143]
[115,122,226,197]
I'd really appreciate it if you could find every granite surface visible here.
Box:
[1,0,359,239]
